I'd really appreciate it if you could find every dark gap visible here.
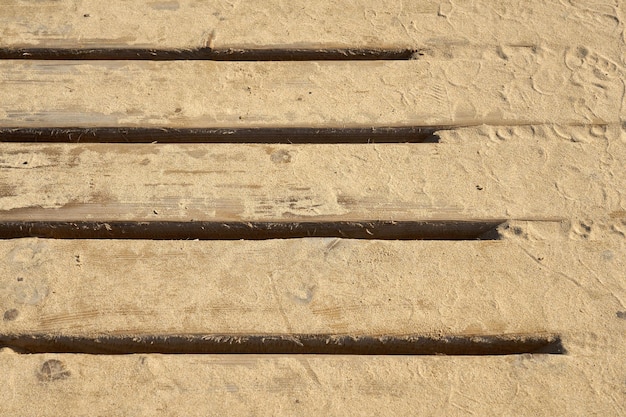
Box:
[0,127,441,143]
[0,333,565,355]
[0,220,504,240]
[0,47,419,61]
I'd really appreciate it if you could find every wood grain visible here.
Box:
[0,2,624,415]
[1,352,625,416]
[1,228,624,356]
[1,0,623,60]
[0,126,623,223]
[0,53,622,130]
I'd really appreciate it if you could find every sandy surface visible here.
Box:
[0,1,625,415]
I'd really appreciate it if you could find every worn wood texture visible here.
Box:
[1,0,624,59]
[0,126,624,222]
[0,53,623,129]
[1,226,624,355]
[1,1,625,415]
[1,352,625,416]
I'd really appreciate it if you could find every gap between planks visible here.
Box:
[0,126,442,143]
[0,333,565,355]
[0,220,504,240]
[0,47,420,61]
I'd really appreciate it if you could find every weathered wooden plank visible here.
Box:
[1,352,624,416]
[0,52,623,129]
[0,126,624,222]
[0,0,623,59]
[1,226,624,355]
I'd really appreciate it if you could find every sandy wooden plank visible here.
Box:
[0,126,624,222]
[1,226,624,354]
[0,351,624,416]
[0,52,623,129]
[0,0,623,59]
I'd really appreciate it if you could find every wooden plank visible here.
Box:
[0,53,623,129]
[1,226,624,355]
[0,0,623,59]
[0,126,624,222]
[1,352,625,416]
